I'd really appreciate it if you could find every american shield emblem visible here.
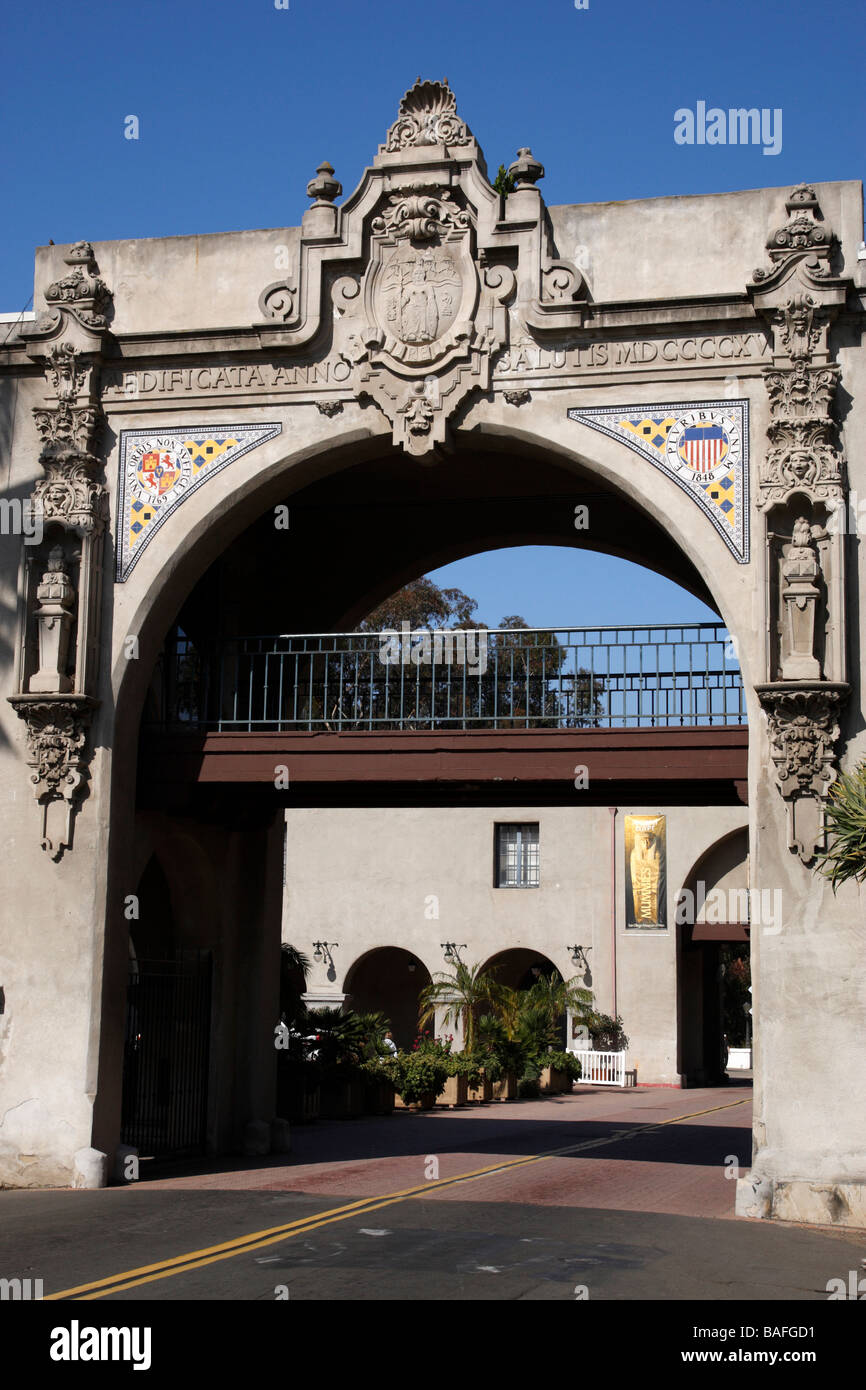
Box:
[666,410,741,483]
[676,423,729,473]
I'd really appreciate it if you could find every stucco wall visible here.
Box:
[283,802,748,1085]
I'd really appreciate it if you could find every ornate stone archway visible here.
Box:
[1,78,863,1224]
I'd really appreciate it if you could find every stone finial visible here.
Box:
[306,161,342,207]
[752,183,835,285]
[508,148,544,190]
[382,77,472,152]
[785,184,821,216]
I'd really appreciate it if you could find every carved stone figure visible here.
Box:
[780,517,821,680]
[398,383,435,447]
[33,455,106,534]
[29,546,76,694]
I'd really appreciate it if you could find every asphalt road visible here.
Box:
[2,1084,864,1303]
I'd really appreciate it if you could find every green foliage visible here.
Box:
[721,946,751,1048]
[518,1076,541,1098]
[814,763,866,890]
[493,164,516,195]
[357,576,479,632]
[418,961,503,1053]
[359,1057,396,1087]
[545,1049,582,1080]
[413,1033,453,1063]
[387,1052,449,1103]
[352,1010,393,1061]
[476,1013,524,1079]
[525,973,596,1034]
[279,943,311,1024]
[588,1013,629,1051]
[516,996,558,1063]
[450,1051,484,1087]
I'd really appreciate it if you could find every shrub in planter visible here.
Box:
[588,1014,629,1053]
[467,1073,493,1103]
[437,1072,469,1107]
[546,1049,582,1081]
[451,1051,483,1088]
[492,1073,519,1102]
[318,1063,366,1119]
[276,1054,321,1123]
[518,1076,541,1099]
[391,1052,449,1106]
[360,1060,395,1115]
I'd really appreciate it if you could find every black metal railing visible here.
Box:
[153,623,745,732]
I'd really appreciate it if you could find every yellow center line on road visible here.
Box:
[46,1095,749,1301]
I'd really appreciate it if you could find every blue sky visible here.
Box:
[2,0,862,312]
[2,0,862,626]
[428,547,716,629]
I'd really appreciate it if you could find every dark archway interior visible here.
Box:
[130,855,176,959]
[678,829,751,1086]
[482,948,562,992]
[169,437,716,646]
[343,948,433,1049]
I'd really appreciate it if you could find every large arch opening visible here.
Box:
[98,421,750,1162]
[342,948,433,1050]
[676,827,751,1087]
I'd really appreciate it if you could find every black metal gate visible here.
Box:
[121,950,212,1158]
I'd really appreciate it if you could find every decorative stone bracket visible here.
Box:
[7,695,98,860]
[757,682,849,865]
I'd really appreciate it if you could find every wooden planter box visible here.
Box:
[278,1070,320,1123]
[540,1066,570,1094]
[492,1072,519,1102]
[319,1077,365,1119]
[394,1091,437,1111]
[437,1074,469,1108]
[364,1079,395,1115]
[300,1085,321,1122]
[467,1075,493,1103]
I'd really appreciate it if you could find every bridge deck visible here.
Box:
[142,724,748,788]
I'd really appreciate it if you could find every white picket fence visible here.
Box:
[570,1048,629,1087]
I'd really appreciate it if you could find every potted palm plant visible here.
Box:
[477,1006,524,1100]
[813,762,866,890]
[418,960,502,1054]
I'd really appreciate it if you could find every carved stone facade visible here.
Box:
[258,78,586,457]
[752,188,848,511]
[7,245,112,858]
[749,186,855,864]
